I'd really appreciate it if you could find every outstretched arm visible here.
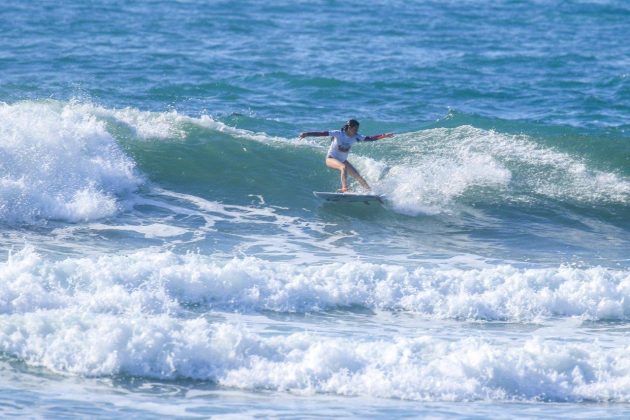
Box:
[363,133,394,142]
[299,131,329,139]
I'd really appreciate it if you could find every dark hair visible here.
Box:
[341,119,360,132]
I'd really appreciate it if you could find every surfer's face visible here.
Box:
[346,125,358,136]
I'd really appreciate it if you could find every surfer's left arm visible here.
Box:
[363,133,394,142]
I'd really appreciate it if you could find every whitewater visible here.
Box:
[3,0,630,417]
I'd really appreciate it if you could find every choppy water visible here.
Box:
[2,0,630,417]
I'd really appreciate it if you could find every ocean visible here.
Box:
[1,0,630,417]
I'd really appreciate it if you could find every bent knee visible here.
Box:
[326,159,346,170]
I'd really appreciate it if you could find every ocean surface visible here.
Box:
[2,0,630,417]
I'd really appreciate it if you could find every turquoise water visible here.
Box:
[2,0,630,417]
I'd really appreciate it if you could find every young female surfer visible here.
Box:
[299,119,394,192]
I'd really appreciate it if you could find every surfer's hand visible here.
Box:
[383,133,394,138]
[299,132,307,139]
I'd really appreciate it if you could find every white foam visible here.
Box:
[218,332,630,402]
[87,223,189,238]
[367,151,510,216]
[0,101,141,222]
[361,126,630,215]
[2,247,630,401]
[1,312,629,402]
[472,127,630,203]
[2,247,630,321]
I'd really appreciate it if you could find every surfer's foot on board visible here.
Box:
[337,187,348,193]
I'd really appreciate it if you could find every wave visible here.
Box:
[90,102,630,216]
[2,312,629,402]
[2,247,630,321]
[1,100,629,224]
[2,247,630,401]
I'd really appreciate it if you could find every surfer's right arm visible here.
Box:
[299,131,329,139]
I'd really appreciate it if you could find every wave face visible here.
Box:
[1,100,629,263]
[111,106,630,219]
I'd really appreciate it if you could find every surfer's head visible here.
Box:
[342,119,359,135]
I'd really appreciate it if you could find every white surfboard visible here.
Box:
[313,191,384,204]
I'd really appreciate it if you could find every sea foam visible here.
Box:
[1,312,629,402]
[357,126,630,215]
[0,101,141,222]
[2,247,629,321]
[2,247,630,401]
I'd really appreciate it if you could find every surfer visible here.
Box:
[299,119,394,192]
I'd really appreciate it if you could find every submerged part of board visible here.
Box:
[313,191,384,204]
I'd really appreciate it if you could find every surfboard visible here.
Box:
[313,191,384,204]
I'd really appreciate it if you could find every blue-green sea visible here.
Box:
[2,1,630,418]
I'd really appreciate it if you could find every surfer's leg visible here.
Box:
[325,157,348,191]
[344,161,371,190]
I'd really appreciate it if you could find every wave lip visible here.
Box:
[0,101,141,223]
